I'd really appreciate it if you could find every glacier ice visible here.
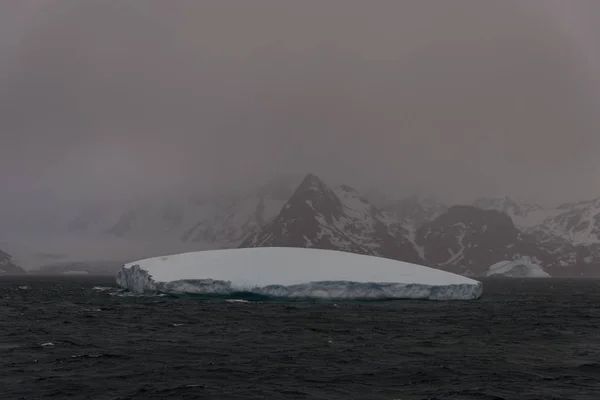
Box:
[116,247,483,300]
[487,257,550,278]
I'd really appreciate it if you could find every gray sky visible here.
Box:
[2,0,600,212]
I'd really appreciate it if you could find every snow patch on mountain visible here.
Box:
[532,198,600,245]
[182,195,287,246]
[472,196,558,228]
[240,174,421,263]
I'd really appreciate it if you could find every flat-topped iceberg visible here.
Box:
[116,247,483,300]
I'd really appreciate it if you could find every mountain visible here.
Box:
[4,172,600,277]
[0,250,26,274]
[239,174,421,263]
[416,205,600,276]
[473,195,600,245]
[381,195,446,231]
[530,198,600,245]
[0,177,301,269]
[240,176,600,276]
[473,195,600,251]
[415,206,540,275]
[66,196,223,240]
[55,177,302,250]
[181,177,299,247]
[471,196,551,228]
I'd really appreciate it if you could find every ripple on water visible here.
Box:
[0,276,599,399]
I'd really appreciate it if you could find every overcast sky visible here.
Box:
[2,0,600,211]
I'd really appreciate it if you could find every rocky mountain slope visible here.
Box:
[416,206,536,275]
[181,178,298,247]
[4,173,600,277]
[242,176,600,277]
[531,199,600,245]
[240,174,421,263]
[415,205,598,275]
[57,177,300,248]
[472,196,600,245]
[0,250,26,274]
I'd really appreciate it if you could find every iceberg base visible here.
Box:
[116,264,482,301]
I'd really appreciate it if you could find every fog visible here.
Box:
[2,0,600,218]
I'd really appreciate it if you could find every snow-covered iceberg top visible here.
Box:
[116,247,483,300]
[487,257,550,278]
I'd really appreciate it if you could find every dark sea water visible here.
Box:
[1,276,599,400]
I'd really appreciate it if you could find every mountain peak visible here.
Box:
[281,174,344,225]
[294,173,328,193]
[255,176,300,200]
[0,250,26,274]
[240,175,421,263]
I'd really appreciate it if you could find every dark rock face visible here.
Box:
[538,198,600,243]
[34,170,600,277]
[240,174,368,254]
[416,205,600,276]
[0,250,26,274]
[382,195,446,229]
[416,206,538,274]
[241,175,600,276]
[240,174,421,263]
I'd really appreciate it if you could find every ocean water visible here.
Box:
[1,276,599,400]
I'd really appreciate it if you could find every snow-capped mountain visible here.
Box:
[60,177,301,248]
[239,177,600,276]
[473,195,600,246]
[239,174,421,263]
[415,204,600,276]
[66,196,224,240]
[415,205,540,275]
[530,198,600,245]
[0,177,301,270]
[381,195,446,231]
[4,171,600,277]
[471,196,552,228]
[0,250,26,274]
[181,177,299,247]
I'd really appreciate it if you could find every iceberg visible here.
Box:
[116,248,482,300]
[486,257,550,278]
[116,247,482,300]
